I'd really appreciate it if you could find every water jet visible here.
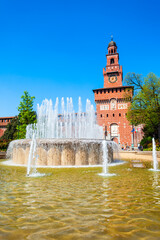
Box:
[7,97,117,176]
[149,138,160,171]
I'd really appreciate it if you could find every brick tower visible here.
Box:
[93,38,133,148]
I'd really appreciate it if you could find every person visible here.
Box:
[104,130,107,139]
[140,145,143,151]
[138,143,140,151]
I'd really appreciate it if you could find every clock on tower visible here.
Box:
[108,75,117,83]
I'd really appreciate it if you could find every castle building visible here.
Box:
[0,117,15,138]
[93,39,134,148]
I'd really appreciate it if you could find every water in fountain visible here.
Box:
[26,97,103,139]
[24,97,104,175]
[27,133,36,176]
[7,97,120,174]
[26,133,46,177]
[153,138,158,170]
[149,138,159,172]
[102,140,108,174]
[98,140,116,177]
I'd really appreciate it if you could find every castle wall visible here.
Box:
[0,117,15,138]
[93,39,143,149]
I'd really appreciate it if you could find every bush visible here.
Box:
[140,136,152,148]
[0,140,11,151]
[143,146,160,151]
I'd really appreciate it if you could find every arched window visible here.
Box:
[110,99,116,110]
[111,49,113,54]
[110,58,114,64]
[110,123,118,137]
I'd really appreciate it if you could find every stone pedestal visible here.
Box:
[9,139,114,166]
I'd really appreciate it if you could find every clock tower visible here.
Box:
[103,37,123,88]
[93,38,134,148]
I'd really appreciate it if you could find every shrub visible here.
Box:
[0,140,11,151]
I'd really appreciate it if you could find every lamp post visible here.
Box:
[131,125,135,150]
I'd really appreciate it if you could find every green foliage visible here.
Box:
[17,91,36,139]
[0,139,11,151]
[140,137,160,150]
[143,147,160,151]
[140,136,152,148]
[125,72,160,144]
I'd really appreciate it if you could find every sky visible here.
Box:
[0,0,160,116]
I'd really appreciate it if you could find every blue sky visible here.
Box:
[0,0,160,116]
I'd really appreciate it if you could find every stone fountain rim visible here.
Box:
[11,138,113,143]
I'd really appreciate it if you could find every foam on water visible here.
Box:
[1,160,125,168]
[149,169,160,172]
[98,173,116,177]
[26,172,50,178]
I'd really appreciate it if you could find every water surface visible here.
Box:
[0,160,160,239]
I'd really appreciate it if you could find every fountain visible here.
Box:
[7,97,117,175]
[98,140,116,177]
[27,133,36,176]
[150,138,159,171]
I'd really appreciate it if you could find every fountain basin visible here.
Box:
[9,139,113,166]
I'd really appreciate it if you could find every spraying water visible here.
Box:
[26,97,103,139]
[149,138,159,172]
[25,97,103,176]
[102,140,108,174]
[152,138,158,171]
[98,140,116,177]
[27,133,37,176]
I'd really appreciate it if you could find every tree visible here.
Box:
[17,91,36,139]
[124,72,160,145]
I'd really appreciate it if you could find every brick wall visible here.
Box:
[0,117,15,138]
[93,39,142,148]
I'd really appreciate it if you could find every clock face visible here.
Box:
[109,75,117,83]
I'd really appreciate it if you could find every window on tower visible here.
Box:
[111,49,113,54]
[110,99,116,110]
[110,58,114,64]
